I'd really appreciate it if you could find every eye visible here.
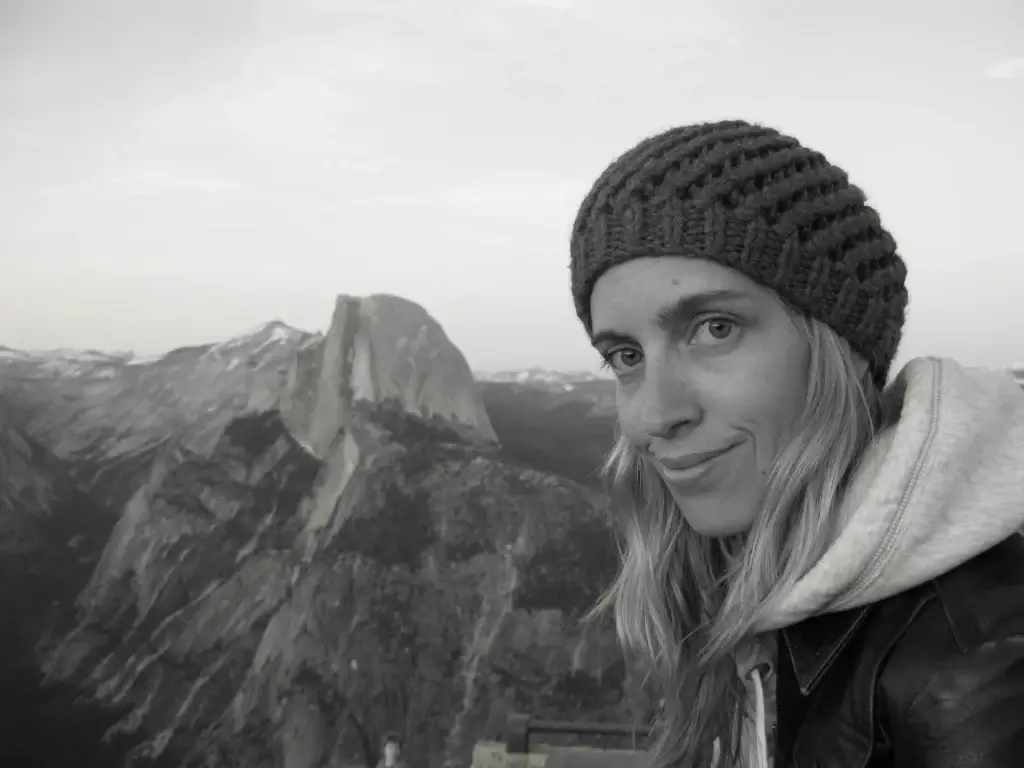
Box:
[600,345,643,374]
[691,317,738,345]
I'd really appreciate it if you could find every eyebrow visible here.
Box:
[590,288,751,347]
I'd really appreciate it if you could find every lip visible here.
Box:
[655,442,740,486]
[657,443,738,472]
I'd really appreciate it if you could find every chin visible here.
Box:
[688,519,754,538]
[673,494,758,537]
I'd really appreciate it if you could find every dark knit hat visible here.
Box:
[570,120,908,389]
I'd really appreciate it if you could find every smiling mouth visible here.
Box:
[656,443,738,479]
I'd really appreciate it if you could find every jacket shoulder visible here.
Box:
[933,531,1024,647]
[876,535,1024,764]
[879,533,1024,711]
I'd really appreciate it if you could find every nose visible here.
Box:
[632,355,701,441]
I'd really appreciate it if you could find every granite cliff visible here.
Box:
[280,294,498,457]
[0,294,647,768]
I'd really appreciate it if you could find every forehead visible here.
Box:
[590,256,763,328]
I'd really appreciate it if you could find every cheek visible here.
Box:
[748,345,809,450]
[614,389,647,447]
[720,338,809,454]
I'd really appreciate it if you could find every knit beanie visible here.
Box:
[570,120,908,390]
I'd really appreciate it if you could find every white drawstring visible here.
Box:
[709,666,769,768]
[713,642,773,768]
[748,666,770,768]
[733,635,773,768]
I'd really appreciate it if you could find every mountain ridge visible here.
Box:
[39,397,635,768]
[0,292,646,768]
[0,293,497,506]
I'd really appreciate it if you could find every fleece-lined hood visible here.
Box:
[730,357,1024,768]
[761,356,1024,630]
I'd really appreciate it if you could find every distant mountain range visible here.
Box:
[0,296,644,768]
[475,367,612,388]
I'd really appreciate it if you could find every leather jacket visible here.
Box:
[775,532,1024,767]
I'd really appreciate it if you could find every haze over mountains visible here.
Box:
[0,294,633,768]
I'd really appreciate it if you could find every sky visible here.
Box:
[1,0,1022,374]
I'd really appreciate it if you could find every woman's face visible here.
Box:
[589,256,810,537]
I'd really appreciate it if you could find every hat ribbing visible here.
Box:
[570,120,908,389]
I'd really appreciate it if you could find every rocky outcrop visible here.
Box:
[288,294,497,457]
[42,401,640,768]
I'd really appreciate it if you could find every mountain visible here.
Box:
[0,298,498,511]
[474,368,612,391]
[278,294,498,457]
[477,372,617,489]
[0,403,113,651]
[0,403,146,767]
[1,295,648,768]
[0,320,321,513]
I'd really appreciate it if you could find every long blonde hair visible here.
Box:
[588,313,885,767]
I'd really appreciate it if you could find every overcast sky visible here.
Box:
[1,0,1022,373]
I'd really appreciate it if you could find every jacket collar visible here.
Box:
[780,605,872,696]
[780,535,1024,695]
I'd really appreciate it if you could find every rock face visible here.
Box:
[0,321,321,511]
[287,294,497,457]
[44,405,634,768]
[0,294,645,768]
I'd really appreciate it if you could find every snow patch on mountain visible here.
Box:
[209,320,313,358]
[474,367,613,391]
[0,322,322,381]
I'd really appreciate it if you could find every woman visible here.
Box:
[571,120,1024,767]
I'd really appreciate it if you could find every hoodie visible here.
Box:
[729,357,1024,768]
